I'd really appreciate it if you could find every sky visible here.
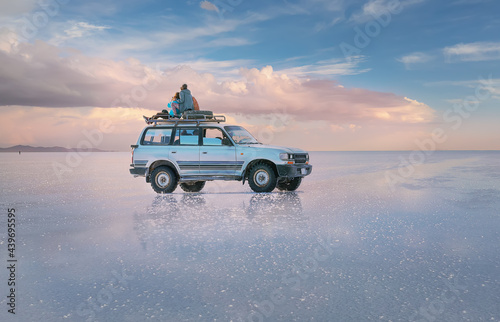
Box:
[0,0,499,151]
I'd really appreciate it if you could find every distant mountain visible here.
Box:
[0,145,111,152]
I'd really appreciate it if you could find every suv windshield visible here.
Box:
[225,126,260,144]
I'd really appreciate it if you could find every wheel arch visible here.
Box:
[243,159,278,180]
[148,160,179,182]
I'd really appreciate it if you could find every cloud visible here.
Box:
[205,37,254,47]
[0,0,38,17]
[277,56,371,76]
[443,41,500,62]
[426,77,499,88]
[164,58,253,78]
[304,0,344,12]
[349,0,425,23]
[314,17,344,32]
[65,21,110,38]
[330,123,362,132]
[200,1,219,12]
[426,76,500,99]
[0,105,154,150]
[49,21,110,46]
[0,28,19,53]
[0,38,437,151]
[397,52,433,68]
[0,39,435,128]
[90,12,267,58]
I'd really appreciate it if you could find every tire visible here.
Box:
[248,163,277,193]
[276,177,302,191]
[179,181,206,192]
[150,166,178,193]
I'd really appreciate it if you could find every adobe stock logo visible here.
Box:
[409,275,467,322]
[12,0,69,42]
[385,74,494,191]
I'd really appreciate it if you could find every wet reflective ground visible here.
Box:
[0,151,499,321]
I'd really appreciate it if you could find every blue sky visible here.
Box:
[0,0,499,150]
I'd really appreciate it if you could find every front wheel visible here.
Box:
[276,177,302,191]
[179,181,206,192]
[248,163,277,193]
[151,166,178,193]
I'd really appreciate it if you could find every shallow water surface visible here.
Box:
[0,151,499,321]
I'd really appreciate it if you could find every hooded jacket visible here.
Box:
[178,89,194,113]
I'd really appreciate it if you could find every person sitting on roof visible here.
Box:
[177,84,194,114]
[192,96,200,110]
[167,92,181,117]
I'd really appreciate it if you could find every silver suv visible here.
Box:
[129,113,312,193]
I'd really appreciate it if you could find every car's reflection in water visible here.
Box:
[133,192,305,258]
[246,192,303,223]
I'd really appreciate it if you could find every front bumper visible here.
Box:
[276,164,312,179]
[129,166,147,176]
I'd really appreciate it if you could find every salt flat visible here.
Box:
[0,151,499,321]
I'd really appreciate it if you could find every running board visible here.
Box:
[179,175,242,183]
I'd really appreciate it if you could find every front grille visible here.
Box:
[294,154,307,164]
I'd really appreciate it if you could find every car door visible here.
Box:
[169,127,200,176]
[199,127,239,176]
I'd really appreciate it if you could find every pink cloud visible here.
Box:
[0,40,435,127]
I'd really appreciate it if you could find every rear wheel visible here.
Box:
[276,177,302,191]
[151,166,178,193]
[248,163,277,193]
[179,181,206,192]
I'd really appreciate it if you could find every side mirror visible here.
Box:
[222,138,232,146]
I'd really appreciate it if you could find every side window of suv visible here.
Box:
[202,128,229,146]
[173,127,200,145]
[142,128,173,145]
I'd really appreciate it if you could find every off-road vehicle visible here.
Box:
[130,112,312,193]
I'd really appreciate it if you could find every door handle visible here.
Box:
[202,151,208,154]
[171,151,177,154]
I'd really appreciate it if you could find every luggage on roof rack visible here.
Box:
[183,110,213,119]
[143,110,225,125]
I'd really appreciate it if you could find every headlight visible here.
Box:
[279,153,292,161]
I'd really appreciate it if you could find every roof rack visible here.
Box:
[144,114,226,126]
